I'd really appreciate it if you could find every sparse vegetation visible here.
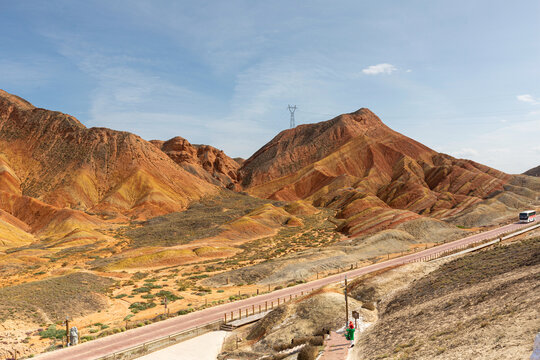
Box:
[39,325,66,340]
[298,345,318,360]
[122,192,282,248]
[0,273,114,323]
[129,302,157,313]
[357,237,540,359]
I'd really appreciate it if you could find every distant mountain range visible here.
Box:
[0,89,538,246]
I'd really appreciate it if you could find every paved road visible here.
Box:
[35,221,533,360]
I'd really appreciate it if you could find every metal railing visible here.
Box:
[88,222,540,359]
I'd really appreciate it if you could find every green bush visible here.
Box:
[155,290,182,302]
[177,308,194,315]
[132,286,151,294]
[39,325,66,340]
[129,302,157,313]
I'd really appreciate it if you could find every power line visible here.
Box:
[288,104,297,128]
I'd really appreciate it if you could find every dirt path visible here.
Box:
[33,222,534,360]
[320,331,350,360]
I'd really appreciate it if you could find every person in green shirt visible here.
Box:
[346,321,355,347]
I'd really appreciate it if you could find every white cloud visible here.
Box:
[516,94,539,104]
[445,118,540,173]
[362,63,397,75]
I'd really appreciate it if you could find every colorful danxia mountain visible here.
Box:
[0,89,538,358]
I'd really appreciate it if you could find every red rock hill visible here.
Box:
[239,108,512,236]
[150,136,240,189]
[0,89,217,222]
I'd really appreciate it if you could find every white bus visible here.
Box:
[519,210,536,223]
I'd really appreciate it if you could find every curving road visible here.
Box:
[34,221,534,360]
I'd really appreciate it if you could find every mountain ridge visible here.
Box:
[524,165,540,177]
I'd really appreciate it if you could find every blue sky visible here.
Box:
[1,1,539,173]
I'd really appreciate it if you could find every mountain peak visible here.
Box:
[0,89,35,111]
[239,108,393,188]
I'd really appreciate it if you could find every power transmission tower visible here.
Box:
[288,104,297,128]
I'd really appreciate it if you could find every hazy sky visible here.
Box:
[1,1,539,173]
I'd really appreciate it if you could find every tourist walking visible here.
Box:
[346,321,355,347]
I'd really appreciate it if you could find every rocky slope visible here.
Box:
[0,89,217,224]
[353,236,540,360]
[525,165,540,177]
[238,108,536,236]
[150,136,240,189]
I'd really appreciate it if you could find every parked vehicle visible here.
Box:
[519,210,536,223]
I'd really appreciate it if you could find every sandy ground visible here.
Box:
[137,331,228,360]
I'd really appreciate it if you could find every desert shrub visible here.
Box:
[145,283,163,289]
[177,308,194,315]
[176,279,193,291]
[309,335,324,346]
[132,286,151,294]
[273,336,324,352]
[362,302,376,311]
[114,293,128,299]
[155,290,182,302]
[188,274,209,280]
[314,328,331,337]
[129,302,156,313]
[39,325,66,340]
[98,330,112,338]
[298,345,318,360]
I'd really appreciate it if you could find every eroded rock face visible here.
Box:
[238,107,513,236]
[151,136,241,189]
[0,89,217,220]
[239,108,393,188]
